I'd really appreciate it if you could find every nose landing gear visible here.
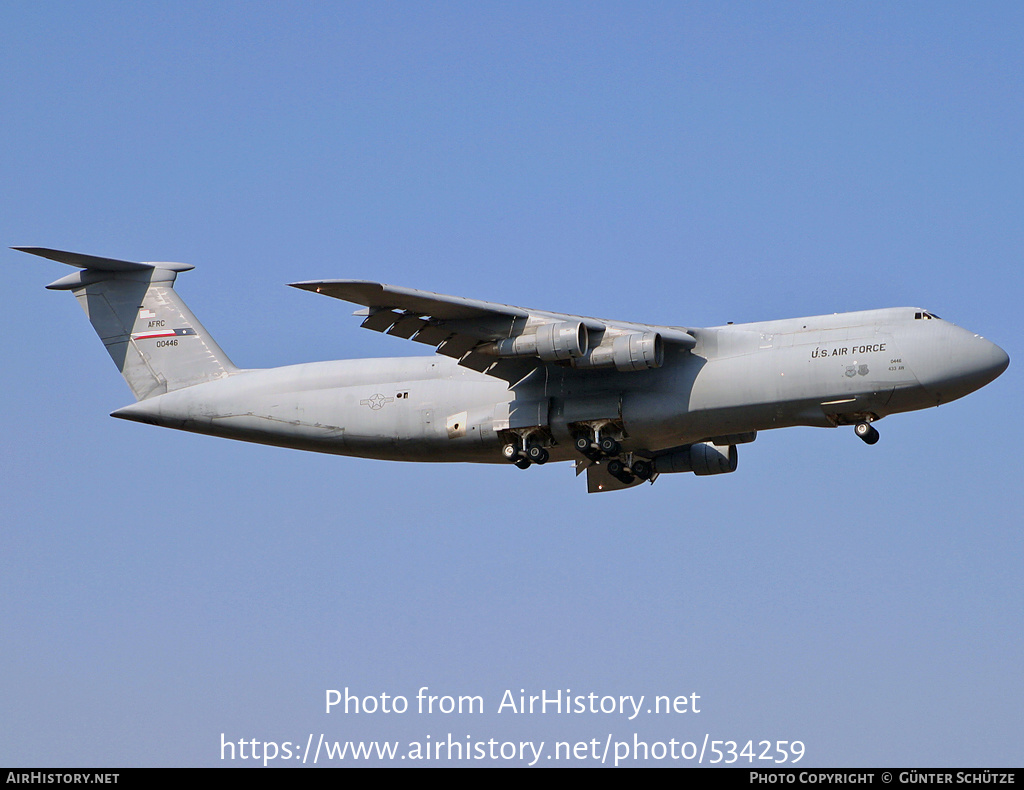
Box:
[854,421,880,445]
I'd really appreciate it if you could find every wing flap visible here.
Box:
[458,350,496,373]
[410,325,453,346]
[436,334,480,359]
[360,309,402,333]
[386,315,427,339]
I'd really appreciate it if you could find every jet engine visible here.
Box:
[654,442,738,476]
[486,321,588,361]
[573,331,664,371]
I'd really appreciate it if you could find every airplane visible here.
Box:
[17,246,1009,493]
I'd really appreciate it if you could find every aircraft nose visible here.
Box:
[950,332,1009,398]
[974,336,1010,384]
[914,328,1009,405]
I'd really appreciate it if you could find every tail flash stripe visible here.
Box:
[131,328,197,340]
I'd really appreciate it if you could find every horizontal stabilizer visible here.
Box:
[12,246,195,273]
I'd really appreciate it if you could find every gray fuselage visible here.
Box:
[111,307,1008,464]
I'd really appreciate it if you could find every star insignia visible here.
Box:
[360,393,394,410]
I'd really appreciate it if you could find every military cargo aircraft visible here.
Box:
[18,246,1009,492]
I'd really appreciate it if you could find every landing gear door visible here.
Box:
[492,401,510,432]
[550,394,622,443]
[587,462,644,493]
[509,398,550,431]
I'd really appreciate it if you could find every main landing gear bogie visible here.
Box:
[526,444,549,464]
[630,459,653,480]
[502,437,550,469]
[606,458,632,483]
[605,457,654,485]
[575,430,620,461]
[574,427,654,485]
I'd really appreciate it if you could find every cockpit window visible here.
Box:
[914,311,941,320]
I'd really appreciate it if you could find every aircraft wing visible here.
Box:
[289,279,695,383]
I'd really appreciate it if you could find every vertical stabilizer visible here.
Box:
[16,247,237,400]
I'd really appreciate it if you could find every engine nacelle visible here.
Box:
[573,331,664,371]
[654,442,738,476]
[612,331,664,371]
[487,321,588,361]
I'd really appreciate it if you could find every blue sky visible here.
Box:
[2,2,1021,767]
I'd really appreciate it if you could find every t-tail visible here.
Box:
[16,247,237,400]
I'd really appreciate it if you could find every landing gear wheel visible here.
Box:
[514,457,531,469]
[606,458,635,484]
[575,435,592,454]
[855,422,879,445]
[501,443,519,461]
[631,459,653,481]
[598,436,620,456]
[526,445,549,464]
